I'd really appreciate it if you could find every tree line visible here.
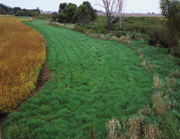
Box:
[0,3,40,16]
[52,1,97,24]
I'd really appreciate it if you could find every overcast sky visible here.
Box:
[0,0,161,13]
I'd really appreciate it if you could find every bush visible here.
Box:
[15,10,33,16]
[114,31,127,37]
[148,25,179,50]
[58,12,67,23]
[74,25,86,33]
[15,9,40,17]
[158,0,180,56]
[51,13,58,22]
[87,28,96,34]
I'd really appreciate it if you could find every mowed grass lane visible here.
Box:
[3,20,153,138]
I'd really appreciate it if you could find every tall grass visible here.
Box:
[0,16,46,112]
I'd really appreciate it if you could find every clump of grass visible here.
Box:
[89,33,99,39]
[169,54,174,60]
[144,124,160,139]
[136,37,145,41]
[106,116,162,139]
[165,77,176,89]
[136,50,154,71]
[169,69,180,78]
[136,49,143,55]
[142,60,147,68]
[137,50,145,61]
[110,36,118,41]
[142,60,154,71]
[153,75,163,90]
[139,54,144,61]
[48,21,75,29]
[127,115,144,138]
[107,118,121,139]
[138,105,152,115]
[152,93,170,115]
[118,36,131,44]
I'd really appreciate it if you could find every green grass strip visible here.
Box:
[2,20,153,139]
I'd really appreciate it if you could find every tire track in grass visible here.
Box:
[2,20,153,139]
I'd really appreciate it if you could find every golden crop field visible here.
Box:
[0,16,46,112]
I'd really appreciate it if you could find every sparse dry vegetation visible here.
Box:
[153,75,163,90]
[152,92,170,115]
[144,124,160,139]
[107,118,121,139]
[169,69,180,78]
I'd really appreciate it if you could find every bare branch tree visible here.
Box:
[96,0,118,32]
[117,0,127,30]
[96,0,126,31]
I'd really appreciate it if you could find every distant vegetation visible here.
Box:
[0,16,46,113]
[0,3,40,17]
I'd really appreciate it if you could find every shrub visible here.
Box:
[156,0,180,56]
[58,12,67,23]
[15,9,33,16]
[15,9,40,17]
[74,25,86,33]
[148,25,179,49]
[51,12,58,22]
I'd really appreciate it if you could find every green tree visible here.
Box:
[76,4,91,23]
[160,0,180,55]
[51,12,58,22]
[160,0,180,33]
[83,1,97,20]
[59,3,67,13]
[57,2,96,24]
[13,7,21,14]
[66,3,78,23]
[15,9,33,16]
[58,12,67,23]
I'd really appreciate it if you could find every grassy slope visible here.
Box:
[2,20,154,138]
